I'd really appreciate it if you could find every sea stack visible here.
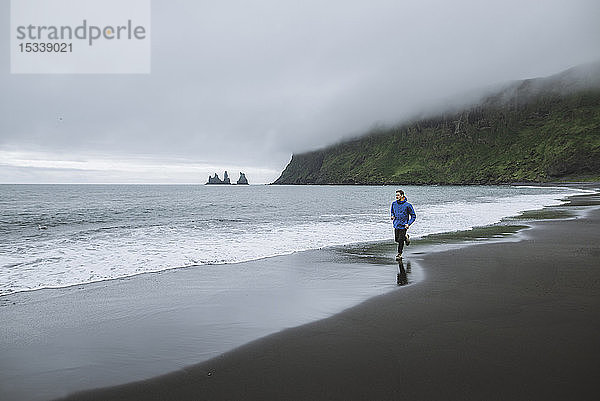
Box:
[207,173,223,184]
[206,172,232,184]
[206,171,248,185]
[237,172,249,185]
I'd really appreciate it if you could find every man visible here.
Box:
[390,189,416,260]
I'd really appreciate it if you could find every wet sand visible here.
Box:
[58,194,600,401]
[1,228,410,401]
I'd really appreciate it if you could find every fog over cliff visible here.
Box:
[1,0,599,183]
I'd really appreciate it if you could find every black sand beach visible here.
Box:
[1,242,403,401]
[55,193,600,401]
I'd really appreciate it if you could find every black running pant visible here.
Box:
[394,228,407,254]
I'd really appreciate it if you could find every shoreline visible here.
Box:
[55,192,600,400]
[1,229,419,401]
[2,183,591,299]
[1,190,597,400]
[270,180,600,186]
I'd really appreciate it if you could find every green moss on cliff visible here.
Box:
[274,76,600,185]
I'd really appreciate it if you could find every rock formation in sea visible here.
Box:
[207,173,221,184]
[206,171,248,184]
[237,172,249,185]
[207,173,230,184]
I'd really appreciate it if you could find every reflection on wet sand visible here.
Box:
[397,259,411,286]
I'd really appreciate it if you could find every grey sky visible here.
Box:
[1,0,599,183]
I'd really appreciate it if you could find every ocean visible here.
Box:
[0,184,587,296]
[2,183,596,401]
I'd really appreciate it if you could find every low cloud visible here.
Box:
[1,0,599,183]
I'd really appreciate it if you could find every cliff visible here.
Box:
[273,63,600,185]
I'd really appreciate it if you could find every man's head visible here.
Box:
[395,189,405,201]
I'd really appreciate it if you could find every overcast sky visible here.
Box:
[1,0,599,183]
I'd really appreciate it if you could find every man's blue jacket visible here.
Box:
[391,199,416,229]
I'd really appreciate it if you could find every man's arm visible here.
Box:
[406,205,416,226]
[390,203,395,220]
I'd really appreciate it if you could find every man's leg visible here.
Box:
[395,228,406,255]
